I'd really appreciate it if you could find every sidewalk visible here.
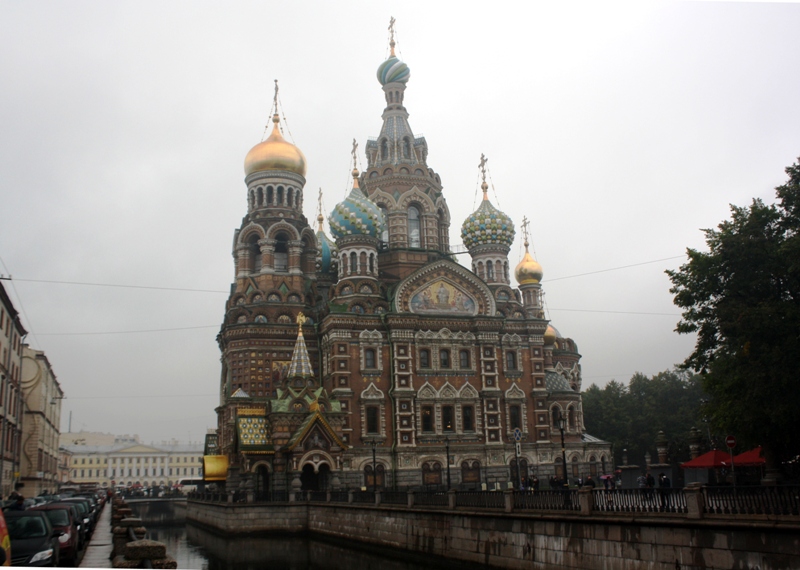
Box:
[79,502,113,568]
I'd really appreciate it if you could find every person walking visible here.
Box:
[658,473,672,509]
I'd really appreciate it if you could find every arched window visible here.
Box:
[439,349,450,369]
[486,261,495,281]
[350,252,357,275]
[438,209,447,250]
[256,187,263,207]
[277,186,284,205]
[506,351,517,371]
[287,188,293,208]
[419,349,430,369]
[369,253,375,274]
[568,406,576,429]
[247,234,262,273]
[403,138,411,159]
[552,407,561,429]
[477,262,484,279]
[504,261,509,282]
[459,349,470,369]
[509,404,522,430]
[408,206,421,248]
[267,186,274,205]
[571,456,580,478]
[379,206,389,243]
[381,139,388,160]
[364,348,376,369]
[274,232,289,272]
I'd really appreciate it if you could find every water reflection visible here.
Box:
[146,524,481,570]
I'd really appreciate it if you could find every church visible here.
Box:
[208,28,611,494]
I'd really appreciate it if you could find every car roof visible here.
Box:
[30,504,73,512]
[3,510,50,520]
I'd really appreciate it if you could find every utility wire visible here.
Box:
[37,325,219,336]
[0,256,41,349]
[548,308,678,316]
[11,278,227,294]
[547,255,685,282]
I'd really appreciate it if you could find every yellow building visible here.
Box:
[63,442,203,488]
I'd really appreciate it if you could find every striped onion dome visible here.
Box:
[329,171,386,240]
[461,197,515,249]
[316,215,338,273]
[377,55,410,85]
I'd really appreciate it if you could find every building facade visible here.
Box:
[213,35,611,493]
[62,441,203,489]
[0,282,27,498]
[20,346,63,495]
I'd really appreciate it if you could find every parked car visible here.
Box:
[0,508,10,566]
[50,504,86,551]
[59,499,93,537]
[31,505,80,567]
[4,510,59,567]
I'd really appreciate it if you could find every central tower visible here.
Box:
[361,29,451,281]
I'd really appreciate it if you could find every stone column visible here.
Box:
[578,488,593,516]
[503,490,514,513]
[447,489,456,509]
[685,482,704,519]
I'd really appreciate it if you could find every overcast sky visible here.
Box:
[1,1,798,444]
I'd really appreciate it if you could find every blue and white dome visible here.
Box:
[316,217,338,273]
[329,178,386,240]
[377,56,410,85]
[461,198,515,249]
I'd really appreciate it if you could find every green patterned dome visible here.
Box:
[377,55,410,85]
[461,198,515,249]
[329,183,386,240]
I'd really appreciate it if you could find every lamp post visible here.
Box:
[371,440,377,493]
[557,411,571,506]
[444,437,451,491]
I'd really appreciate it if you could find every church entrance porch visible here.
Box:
[300,463,331,491]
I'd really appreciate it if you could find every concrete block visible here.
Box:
[125,539,167,560]
[151,557,178,569]
[112,555,141,568]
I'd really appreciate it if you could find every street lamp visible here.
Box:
[444,437,451,491]
[556,411,571,506]
[370,440,377,493]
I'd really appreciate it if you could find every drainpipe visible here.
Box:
[380,313,398,491]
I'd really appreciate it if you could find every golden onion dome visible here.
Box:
[543,325,557,346]
[515,241,543,285]
[244,114,307,177]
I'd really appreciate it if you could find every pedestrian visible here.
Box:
[532,476,540,491]
[658,473,671,509]
[8,496,25,511]
[637,471,647,489]
[584,475,596,489]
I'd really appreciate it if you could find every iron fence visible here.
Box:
[414,492,448,507]
[351,491,375,504]
[591,488,686,514]
[381,491,409,505]
[514,490,580,511]
[703,485,800,516]
[455,491,505,509]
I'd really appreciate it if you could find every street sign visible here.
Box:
[515,442,522,456]
[725,435,736,449]
[513,427,522,442]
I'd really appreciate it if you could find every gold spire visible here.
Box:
[296,312,307,336]
[479,153,489,200]
[521,216,531,251]
[351,138,360,188]
[388,16,396,57]
[317,188,325,231]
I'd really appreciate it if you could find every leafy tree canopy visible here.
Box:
[582,369,705,468]
[666,158,800,467]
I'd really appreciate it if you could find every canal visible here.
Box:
[145,524,491,569]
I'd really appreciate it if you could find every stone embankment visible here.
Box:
[109,498,177,569]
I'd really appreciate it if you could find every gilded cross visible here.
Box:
[388,17,396,56]
[351,138,359,170]
[479,153,488,182]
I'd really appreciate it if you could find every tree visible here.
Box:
[582,370,705,468]
[667,158,800,472]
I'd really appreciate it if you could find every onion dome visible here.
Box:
[244,114,307,177]
[316,214,338,273]
[461,182,515,249]
[544,325,558,346]
[515,240,544,285]
[377,55,410,85]
[329,169,386,240]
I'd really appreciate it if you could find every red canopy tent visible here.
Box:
[680,450,731,469]
[732,446,765,467]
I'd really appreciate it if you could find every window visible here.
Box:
[364,348,376,369]
[248,234,262,273]
[421,406,434,432]
[463,406,474,432]
[419,349,430,369]
[486,261,494,280]
[439,349,450,369]
[506,351,517,371]
[380,207,389,243]
[366,406,380,434]
[274,232,289,272]
[442,406,455,432]
[509,404,522,430]
[568,406,576,429]
[459,349,470,369]
[408,206,421,248]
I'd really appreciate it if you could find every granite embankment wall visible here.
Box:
[186,500,800,570]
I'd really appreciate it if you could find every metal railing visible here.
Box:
[703,485,800,516]
[592,488,687,514]
[188,486,799,519]
[456,490,505,509]
[515,490,580,511]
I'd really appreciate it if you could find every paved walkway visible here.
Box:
[79,502,113,568]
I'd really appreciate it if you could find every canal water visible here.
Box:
[145,524,491,569]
